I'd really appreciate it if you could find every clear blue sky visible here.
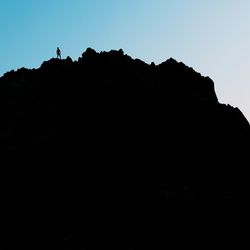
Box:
[1,0,250,120]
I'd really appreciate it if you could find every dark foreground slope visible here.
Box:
[1,48,250,249]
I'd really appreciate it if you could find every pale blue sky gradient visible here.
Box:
[1,0,250,120]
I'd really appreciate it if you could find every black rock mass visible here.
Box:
[1,48,250,249]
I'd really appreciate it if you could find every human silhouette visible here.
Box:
[56,47,61,59]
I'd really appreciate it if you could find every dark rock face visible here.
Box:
[1,48,250,249]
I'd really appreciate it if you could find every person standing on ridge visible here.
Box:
[56,47,61,59]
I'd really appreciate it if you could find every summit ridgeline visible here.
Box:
[1,48,250,249]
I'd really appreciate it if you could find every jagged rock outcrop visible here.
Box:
[1,48,250,249]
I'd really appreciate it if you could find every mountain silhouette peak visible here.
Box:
[1,48,250,249]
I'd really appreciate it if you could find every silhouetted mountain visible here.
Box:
[1,48,250,249]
